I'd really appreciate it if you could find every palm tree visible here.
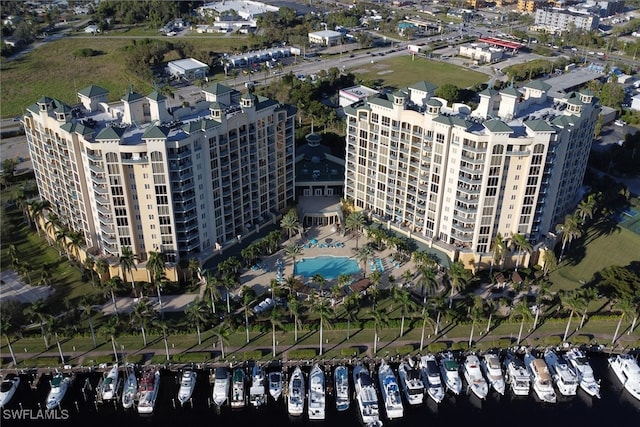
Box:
[204,272,221,316]
[78,297,98,348]
[353,245,373,278]
[611,297,635,345]
[560,291,583,342]
[511,233,533,272]
[344,292,361,340]
[188,257,201,285]
[154,320,171,362]
[510,300,532,345]
[99,317,120,363]
[311,292,333,356]
[345,211,366,248]
[556,214,582,262]
[489,233,507,276]
[446,261,471,308]
[284,243,303,277]
[211,320,231,359]
[83,256,96,287]
[44,213,60,246]
[66,231,83,261]
[288,295,302,342]
[394,288,417,338]
[269,306,284,357]
[370,304,389,356]
[25,300,51,349]
[575,194,596,224]
[95,258,109,284]
[416,265,438,306]
[222,273,238,314]
[1,313,18,366]
[280,211,301,241]
[578,287,597,329]
[241,286,255,343]
[542,248,558,276]
[283,275,297,297]
[131,297,153,346]
[119,246,138,297]
[55,228,69,259]
[146,251,165,284]
[185,297,208,345]
[104,276,123,317]
[467,299,484,348]
[312,273,326,291]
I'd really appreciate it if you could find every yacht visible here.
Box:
[565,348,600,398]
[308,364,326,420]
[524,351,557,403]
[101,364,119,401]
[137,368,160,414]
[378,359,404,420]
[230,367,246,409]
[121,365,137,409]
[439,352,463,395]
[212,367,230,408]
[397,358,424,406]
[287,366,305,416]
[268,369,283,402]
[45,372,70,410]
[334,365,350,412]
[249,364,266,408]
[503,351,530,397]
[480,352,506,395]
[544,348,579,397]
[0,374,20,408]
[463,353,489,400]
[608,353,640,401]
[419,354,445,404]
[353,364,383,427]
[177,368,197,406]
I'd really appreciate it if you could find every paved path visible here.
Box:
[0,270,53,304]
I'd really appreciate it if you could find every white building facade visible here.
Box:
[534,8,600,34]
[344,80,599,268]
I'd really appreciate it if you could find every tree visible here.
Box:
[394,288,417,338]
[188,257,201,285]
[78,297,98,348]
[280,210,301,241]
[146,251,165,284]
[467,303,484,348]
[415,266,438,306]
[99,317,121,364]
[185,297,208,345]
[370,304,389,356]
[222,273,238,315]
[418,300,437,351]
[311,292,333,356]
[288,295,302,342]
[211,319,231,359]
[154,320,171,362]
[511,233,532,272]
[542,249,558,276]
[104,276,123,317]
[204,272,221,316]
[556,214,582,262]
[489,233,507,276]
[353,245,373,279]
[241,286,255,344]
[25,300,51,349]
[119,246,138,297]
[1,312,18,366]
[312,274,326,291]
[575,194,597,224]
[83,256,97,287]
[269,306,284,357]
[434,83,460,103]
[131,297,153,346]
[345,211,366,249]
[560,291,583,342]
[343,292,361,341]
[446,262,471,308]
[510,300,532,345]
[284,243,303,277]
[95,258,109,284]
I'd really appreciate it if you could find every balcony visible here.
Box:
[93,184,108,194]
[121,154,149,164]
[168,149,192,160]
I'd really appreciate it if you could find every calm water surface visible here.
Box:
[2,353,639,427]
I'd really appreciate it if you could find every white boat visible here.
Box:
[524,351,557,403]
[463,354,489,400]
[544,348,579,397]
[397,358,424,406]
[212,367,230,407]
[480,352,506,395]
[353,364,383,427]
[268,369,283,402]
[565,348,600,398]
[287,366,305,416]
[608,353,640,401]
[419,354,445,404]
[121,366,137,410]
[334,365,350,412]
[503,351,530,397]
[45,372,70,410]
[378,359,404,420]
[177,368,197,406]
[230,367,246,409]
[0,374,20,408]
[308,364,326,420]
[439,352,463,395]
[249,364,266,408]
[137,369,160,414]
[101,364,119,401]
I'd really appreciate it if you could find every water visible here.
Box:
[2,353,639,427]
[294,256,360,280]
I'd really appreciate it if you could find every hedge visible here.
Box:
[340,347,362,357]
[427,342,448,353]
[287,349,317,360]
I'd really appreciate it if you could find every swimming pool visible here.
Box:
[294,256,360,280]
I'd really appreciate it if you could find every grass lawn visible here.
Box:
[352,55,488,91]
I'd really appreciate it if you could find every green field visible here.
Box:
[352,55,489,91]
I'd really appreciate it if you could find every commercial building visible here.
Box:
[458,43,504,64]
[167,58,210,80]
[534,8,600,34]
[23,83,296,264]
[339,85,379,108]
[308,30,343,47]
[343,80,599,270]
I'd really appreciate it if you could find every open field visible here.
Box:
[352,55,488,91]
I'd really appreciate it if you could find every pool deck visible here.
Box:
[237,224,416,297]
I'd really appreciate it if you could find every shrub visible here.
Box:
[570,335,592,345]
[492,338,514,348]
[20,357,63,368]
[427,342,448,353]
[340,347,361,357]
[85,355,115,365]
[451,341,469,351]
[392,345,414,356]
[543,335,562,346]
[73,48,97,58]
[242,350,263,360]
[287,349,317,360]
[171,352,212,363]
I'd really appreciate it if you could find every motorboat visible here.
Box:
[480,352,506,395]
[353,364,383,427]
[101,364,119,401]
[287,366,305,416]
[230,367,246,409]
[565,348,600,398]
[121,365,137,409]
[212,367,230,407]
[308,364,326,420]
[378,359,404,420]
[0,374,20,408]
[503,351,530,397]
[419,354,445,404]
[524,351,557,403]
[439,352,463,395]
[397,358,424,406]
[177,368,197,406]
[544,348,579,397]
[268,369,283,402]
[334,365,350,412]
[249,364,266,408]
[608,353,640,401]
[137,369,160,414]
[463,353,489,400]
[45,372,70,410]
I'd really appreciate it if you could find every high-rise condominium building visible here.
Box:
[344,80,599,267]
[23,83,296,263]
